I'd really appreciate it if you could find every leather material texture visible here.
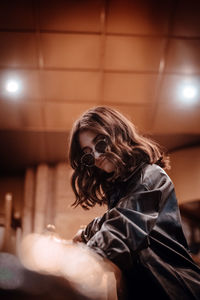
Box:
[82,164,200,299]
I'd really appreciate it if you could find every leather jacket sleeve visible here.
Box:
[81,165,175,271]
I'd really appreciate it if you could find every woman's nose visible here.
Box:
[93,150,101,160]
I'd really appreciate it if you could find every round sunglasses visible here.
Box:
[81,138,108,167]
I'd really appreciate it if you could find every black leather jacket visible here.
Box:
[81,164,200,300]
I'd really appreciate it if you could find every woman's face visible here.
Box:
[79,130,115,173]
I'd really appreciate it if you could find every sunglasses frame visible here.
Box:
[80,138,108,167]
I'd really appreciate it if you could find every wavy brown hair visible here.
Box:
[68,106,170,209]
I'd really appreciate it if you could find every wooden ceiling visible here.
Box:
[0,0,200,173]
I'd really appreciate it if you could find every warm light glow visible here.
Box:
[182,85,197,99]
[177,82,199,105]
[5,80,20,93]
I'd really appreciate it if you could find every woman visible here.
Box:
[68,106,200,299]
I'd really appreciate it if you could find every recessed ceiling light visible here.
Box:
[177,82,199,105]
[5,79,20,94]
[182,85,197,99]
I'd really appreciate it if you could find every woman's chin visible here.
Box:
[101,162,115,173]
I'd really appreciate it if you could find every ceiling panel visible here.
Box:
[41,33,101,69]
[172,0,200,37]
[104,36,166,71]
[0,32,38,68]
[0,0,35,30]
[43,102,97,131]
[39,0,103,32]
[107,0,171,35]
[0,101,43,130]
[108,104,154,133]
[152,103,200,134]
[166,39,200,73]
[17,102,44,129]
[0,101,21,129]
[41,70,101,102]
[103,73,158,104]
[153,133,200,152]
[0,131,64,173]
[0,0,200,173]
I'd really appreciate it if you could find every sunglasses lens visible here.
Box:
[81,153,95,167]
[95,140,107,153]
[81,138,108,167]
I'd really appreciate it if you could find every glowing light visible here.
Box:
[5,80,20,93]
[177,82,199,105]
[182,85,197,99]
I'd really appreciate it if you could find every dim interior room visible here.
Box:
[0,0,200,298]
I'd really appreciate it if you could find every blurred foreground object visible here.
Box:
[0,252,91,300]
[3,193,12,252]
[16,229,124,300]
[0,193,22,254]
